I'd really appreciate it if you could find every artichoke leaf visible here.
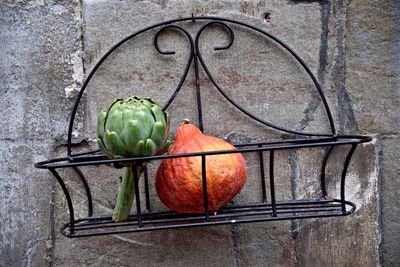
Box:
[105,109,124,134]
[119,120,142,154]
[141,98,156,109]
[150,105,166,125]
[97,111,107,139]
[104,130,129,157]
[145,139,157,156]
[133,140,146,156]
[163,139,173,152]
[150,122,166,147]
[122,108,135,123]
[134,110,154,138]
[144,97,156,104]
[97,137,113,158]
[106,99,123,119]
[165,112,170,133]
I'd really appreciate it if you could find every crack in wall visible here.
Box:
[289,0,325,3]
[112,235,154,247]
[332,0,357,133]
[230,224,241,267]
[21,237,46,267]
[298,0,331,132]
[48,166,56,267]
[288,149,300,266]
[373,136,383,267]
[49,1,86,266]
[293,2,329,264]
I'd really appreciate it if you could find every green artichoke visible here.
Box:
[97,96,171,222]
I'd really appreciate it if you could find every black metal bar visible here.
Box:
[36,136,371,169]
[72,206,348,231]
[201,155,209,220]
[71,206,348,232]
[269,150,277,217]
[59,198,356,237]
[143,166,151,212]
[194,40,204,131]
[132,164,143,227]
[69,198,351,225]
[234,137,336,147]
[258,146,267,202]
[320,146,334,198]
[72,167,93,217]
[72,210,273,231]
[153,25,195,111]
[62,207,356,238]
[70,198,347,227]
[69,136,369,157]
[71,198,344,226]
[64,136,371,164]
[70,149,101,157]
[49,168,75,234]
[69,137,337,163]
[68,206,348,232]
[72,203,347,229]
[340,145,358,212]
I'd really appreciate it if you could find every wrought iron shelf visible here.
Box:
[34,16,372,238]
[60,199,355,238]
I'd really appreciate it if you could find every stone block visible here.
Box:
[294,139,381,266]
[0,140,53,266]
[0,1,83,266]
[0,1,84,142]
[380,136,400,266]
[345,0,399,134]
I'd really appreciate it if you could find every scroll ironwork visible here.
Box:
[34,16,372,238]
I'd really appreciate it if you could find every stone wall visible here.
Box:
[1,0,398,266]
[1,1,83,266]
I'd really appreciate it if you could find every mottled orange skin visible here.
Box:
[155,123,247,213]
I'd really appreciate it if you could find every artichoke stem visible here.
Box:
[112,164,143,222]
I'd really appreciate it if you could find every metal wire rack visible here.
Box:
[34,16,372,238]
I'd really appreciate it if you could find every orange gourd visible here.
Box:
[155,120,247,213]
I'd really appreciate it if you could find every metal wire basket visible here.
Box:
[34,16,372,238]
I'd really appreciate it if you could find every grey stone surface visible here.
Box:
[232,151,297,267]
[54,225,236,267]
[345,0,400,265]
[1,0,398,266]
[346,0,399,135]
[0,140,53,266]
[0,0,83,266]
[0,0,84,142]
[380,136,400,266]
[295,139,381,267]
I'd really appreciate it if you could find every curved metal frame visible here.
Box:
[34,16,373,237]
[67,16,337,156]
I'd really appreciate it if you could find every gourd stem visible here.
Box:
[113,164,143,222]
